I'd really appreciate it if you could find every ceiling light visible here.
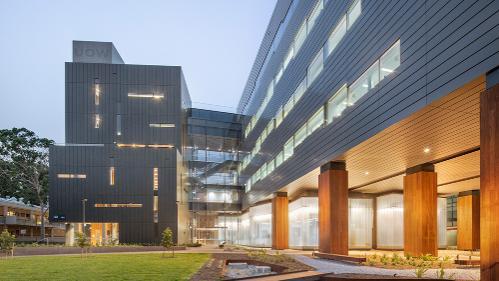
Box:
[364,171,369,175]
[423,147,431,154]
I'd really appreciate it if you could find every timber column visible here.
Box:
[480,78,499,281]
[318,161,348,255]
[403,163,438,256]
[457,190,480,250]
[272,192,288,250]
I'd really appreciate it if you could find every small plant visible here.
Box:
[0,229,16,258]
[414,260,430,278]
[391,252,402,265]
[365,254,377,266]
[161,227,175,258]
[380,254,389,265]
[75,232,90,258]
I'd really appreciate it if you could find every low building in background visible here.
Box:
[0,197,65,243]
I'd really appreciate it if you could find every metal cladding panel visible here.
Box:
[51,61,187,243]
[240,0,499,207]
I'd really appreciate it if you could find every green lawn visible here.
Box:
[0,253,210,281]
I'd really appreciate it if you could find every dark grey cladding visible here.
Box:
[50,44,190,243]
[238,0,499,207]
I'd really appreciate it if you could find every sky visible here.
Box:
[0,0,276,143]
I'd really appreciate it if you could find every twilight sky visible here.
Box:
[0,0,276,143]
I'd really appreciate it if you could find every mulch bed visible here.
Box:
[13,245,186,256]
[322,273,453,280]
[189,253,314,281]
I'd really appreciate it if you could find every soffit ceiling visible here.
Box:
[281,75,485,198]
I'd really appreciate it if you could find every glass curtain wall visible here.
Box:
[289,197,319,249]
[437,197,447,249]
[349,198,373,249]
[376,194,404,249]
[249,203,272,247]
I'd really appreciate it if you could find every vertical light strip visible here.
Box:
[153,167,159,223]
[109,167,115,186]
[95,84,101,105]
[94,114,101,128]
[153,168,158,191]
[116,114,122,136]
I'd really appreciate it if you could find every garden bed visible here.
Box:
[190,251,314,281]
[322,273,453,280]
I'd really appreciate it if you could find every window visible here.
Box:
[245,179,252,193]
[149,123,175,128]
[347,0,361,29]
[307,0,324,31]
[57,174,86,179]
[116,115,121,136]
[307,107,325,134]
[153,168,158,191]
[275,65,284,82]
[283,45,294,69]
[94,203,142,208]
[127,93,164,99]
[275,151,284,168]
[294,124,308,147]
[326,16,346,56]
[275,107,284,127]
[294,23,307,52]
[307,48,324,84]
[109,167,115,186]
[153,196,159,223]
[284,138,294,160]
[380,40,401,80]
[94,84,101,106]
[94,114,101,129]
[349,61,380,105]
[327,85,348,123]
[294,77,307,102]
[283,96,295,118]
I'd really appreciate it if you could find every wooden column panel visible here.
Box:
[318,161,348,255]
[403,164,437,257]
[480,84,499,281]
[272,192,288,250]
[457,191,480,250]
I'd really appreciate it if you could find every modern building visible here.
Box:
[49,0,499,279]
[233,0,499,280]
[1,197,65,243]
[49,41,192,245]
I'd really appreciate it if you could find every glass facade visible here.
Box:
[376,194,404,249]
[349,198,373,249]
[289,197,318,249]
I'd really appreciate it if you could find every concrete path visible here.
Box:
[293,255,480,281]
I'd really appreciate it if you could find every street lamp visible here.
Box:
[82,198,87,235]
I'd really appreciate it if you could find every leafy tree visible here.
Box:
[0,128,54,240]
[0,229,16,258]
[161,227,175,258]
[75,232,90,258]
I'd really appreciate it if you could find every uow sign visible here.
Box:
[73,41,113,63]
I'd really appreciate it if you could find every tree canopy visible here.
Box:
[0,128,53,205]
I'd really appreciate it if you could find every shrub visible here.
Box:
[0,230,16,258]
[75,232,90,258]
[161,227,175,258]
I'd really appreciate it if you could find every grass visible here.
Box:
[0,253,210,281]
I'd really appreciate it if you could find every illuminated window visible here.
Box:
[380,40,400,80]
[94,203,142,208]
[153,196,159,223]
[153,168,158,191]
[326,16,347,56]
[57,174,86,179]
[94,114,101,129]
[327,85,348,124]
[349,61,380,105]
[283,138,294,161]
[149,123,175,128]
[127,93,164,99]
[116,115,121,136]
[94,84,101,105]
[109,167,115,186]
[307,107,325,134]
[307,48,324,84]
[116,143,175,149]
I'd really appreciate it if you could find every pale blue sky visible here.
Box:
[0,0,276,142]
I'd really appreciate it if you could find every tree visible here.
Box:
[161,227,175,258]
[0,128,54,241]
[0,229,16,258]
[75,232,90,258]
